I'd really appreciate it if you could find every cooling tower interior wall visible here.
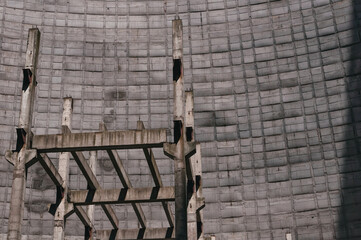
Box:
[0,0,361,239]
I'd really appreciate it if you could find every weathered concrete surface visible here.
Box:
[137,121,174,228]
[7,28,40,240]
[171,18,188,240]
[1,1,361,239]
[32,129,167,152]
[70,150,118,229]
[69,187,175,205]
[54,97,73,240]
[100,122,147,228]
[7,149,37,240]
[96,228,175,240]
[86,150,96,238]
[38,153,64,188]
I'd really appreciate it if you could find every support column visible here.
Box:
[172,18,187,240]
[53,97,73,240]
[86,150,97,239]
[8,28,40,240]
[185,91,197,240]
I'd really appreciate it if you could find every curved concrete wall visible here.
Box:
[0,0,361,239]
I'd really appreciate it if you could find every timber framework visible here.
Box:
[5,19,211,240]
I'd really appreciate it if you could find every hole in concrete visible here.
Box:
[174,120,182,143]
[173,59,182,81]
[15,128,26,152]
[186,127,193,142]
[187,179,194,197]
[22,69,32,91]
[196,175,201,192]
[197,221,202,238]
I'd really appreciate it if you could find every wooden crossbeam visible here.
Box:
[137,121,175,228]
[69,187,175,205]
[96,227,175,240]
[32,129,167,153]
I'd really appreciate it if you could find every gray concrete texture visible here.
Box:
[0,0,360,239]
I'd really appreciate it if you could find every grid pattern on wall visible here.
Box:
[0,0,361,239]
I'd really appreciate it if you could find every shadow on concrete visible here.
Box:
[338,1,361,239]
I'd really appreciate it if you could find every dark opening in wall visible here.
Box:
[173,59,182,81]
[186,127,193,142]
[48,186,63,215]
[174,120,182,143]
[22,69,32,91]
[136,228,145,239]
[196,175,201,192]
[15,128,26,152]
[187,180,194,199]
[197,221,202,238]
[85,226,92,239]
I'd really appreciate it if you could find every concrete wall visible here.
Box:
[0,0,361,239]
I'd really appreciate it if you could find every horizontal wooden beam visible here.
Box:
[96,227,175,240]
[32,129,167,153]
[69,187,175,205]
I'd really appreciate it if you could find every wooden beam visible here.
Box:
[96,227,175,240]
[69,187,175,205]
[32,129,167,153]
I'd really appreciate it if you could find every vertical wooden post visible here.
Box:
[53,97,73,240]
[8,28,40,240]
